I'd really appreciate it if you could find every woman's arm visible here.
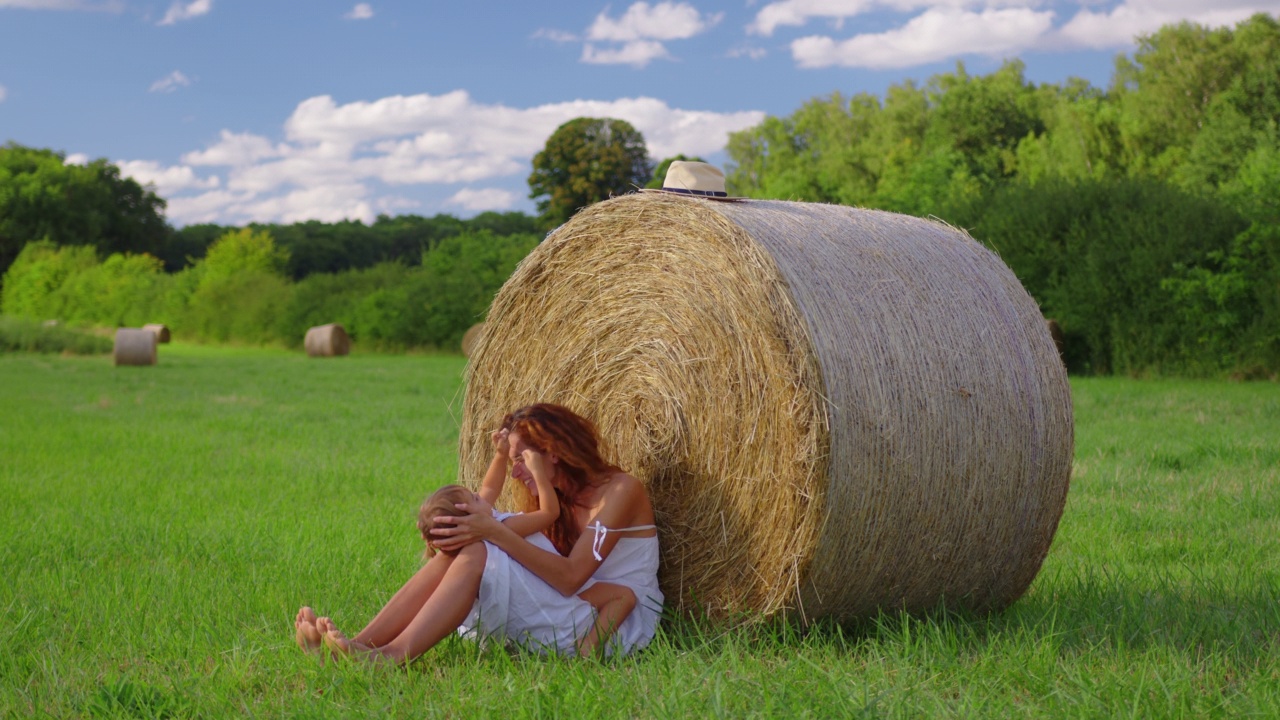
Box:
[494,449,559,538]
[434,474,647,597]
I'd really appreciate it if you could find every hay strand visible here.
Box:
[304,323,350,357]
[459,193,1073,623]
[113,328,157,366]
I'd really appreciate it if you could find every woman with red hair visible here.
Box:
[295,403,662,661]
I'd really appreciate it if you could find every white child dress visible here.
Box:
[458,512,663,656]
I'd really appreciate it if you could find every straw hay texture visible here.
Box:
[461,322,486,358]
[113,328,157,366]
[458,192,1073,623]
[143,323,171,344]
[304,323,350,357]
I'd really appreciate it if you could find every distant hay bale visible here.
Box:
[1046,318,1065,358]
[113,328,157,366]
[461,322,486,358]
[143,323,171,344]
[458,193,1073,624]
[304,323,350,357]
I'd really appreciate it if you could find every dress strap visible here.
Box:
[585,521,657,561]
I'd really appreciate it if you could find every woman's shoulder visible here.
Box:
[599,471,644,496]
[594,471,653,516]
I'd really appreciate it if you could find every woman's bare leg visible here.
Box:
[350,551,455,647]
[323,542,487,664]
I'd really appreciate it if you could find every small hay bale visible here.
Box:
[461,322,486,358]
[1046,318,1065,358]
[143,323,171,344]
[304,323,350,357]
[113,328,157,366]
[458,193,1073,624]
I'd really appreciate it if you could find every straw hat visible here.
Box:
[644,161,742,201]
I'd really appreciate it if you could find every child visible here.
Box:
[421,429,638,657]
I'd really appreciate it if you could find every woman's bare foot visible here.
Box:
[317,617,378,661]
[295,607,322,655]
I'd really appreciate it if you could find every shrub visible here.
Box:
[0,240,98,320]
[0,315,111,354]
[949,177,1250,375]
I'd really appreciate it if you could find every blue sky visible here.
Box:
[2,0,1276,226]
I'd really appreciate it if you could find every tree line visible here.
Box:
[724,14,1280,377]
[1,14,1277,371]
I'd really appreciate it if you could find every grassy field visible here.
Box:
[1,345,1277,718]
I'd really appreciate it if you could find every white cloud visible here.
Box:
[183,130,286,166]
[587,1,722,41]
[148,90,764,226]
[0,0,123,9]
[345,2,373,20]
[64,153,89,165]
[1057,0,1280,49]
[0,85,6,103]
[158,0,211,26]
[792,7,1055,68]
[533,27,579,42]
[447,187,519,212]
[728,46,769,59]
[750,0,876,36]
[582,40,672,67]
[116,159,219,194]
[577,1,722,66]
[149,70,191,93]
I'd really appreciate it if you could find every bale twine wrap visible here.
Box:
[113,328,157,366]
[142,323,171,344]
[458,192,1073,623]
[304,323,350,357]
[461,322,486,358]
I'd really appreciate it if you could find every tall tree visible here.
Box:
[0,143,169,282]
[527,118,652,228]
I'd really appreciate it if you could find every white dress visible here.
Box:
[458,512,664,656]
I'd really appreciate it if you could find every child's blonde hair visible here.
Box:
[417,484,473,557]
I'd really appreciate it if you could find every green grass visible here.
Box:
[1,346,1277,718]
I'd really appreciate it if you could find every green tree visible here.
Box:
[181,228,292,343]
[527,118,652,228]
[0,240,97,319]
[0,143,169,283]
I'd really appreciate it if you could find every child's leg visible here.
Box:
[351,551,455,647]
[575,582,636,658]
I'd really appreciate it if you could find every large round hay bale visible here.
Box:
[458,193,1073,623]
[304,323,350,357]
[461,322,486,358]
[113,328,157,366]
[142,323,171,344]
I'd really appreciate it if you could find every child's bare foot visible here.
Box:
[317,617,377,660]
[295,607,322,654]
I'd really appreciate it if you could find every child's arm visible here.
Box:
[497,449,560,538]
[477,429,511,506]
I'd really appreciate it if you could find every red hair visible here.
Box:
[501,403,620,556]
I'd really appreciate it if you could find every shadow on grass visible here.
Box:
[653,565,1280,664]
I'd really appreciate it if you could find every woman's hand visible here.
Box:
[491,428,511,458]
[430,496,500,553]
